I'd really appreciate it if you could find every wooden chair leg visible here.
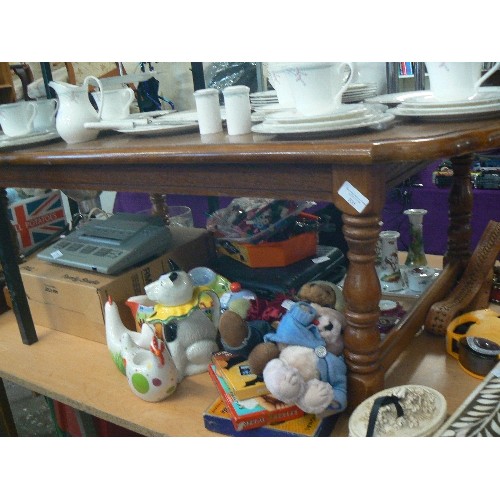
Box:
[0,377,18,437]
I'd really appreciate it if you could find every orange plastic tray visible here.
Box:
[216,231,317,268]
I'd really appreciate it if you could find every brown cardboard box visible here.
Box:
[19,227,215,344]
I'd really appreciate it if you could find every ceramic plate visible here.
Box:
[154,108,227,123]
[251,113,395,136]
[348,385,447,437]
[401,91,500,109]
[364,91,433,106]
[115,122,199,135]
[250,90,278,99]
[388,101,500,121]
[127,110,176,119]
[262,104,384,125]
[0,129,60,148]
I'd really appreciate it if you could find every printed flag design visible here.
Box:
[8,191,66,252]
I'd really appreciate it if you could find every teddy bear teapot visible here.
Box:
[49,75,104,144]
[125,260,221,380]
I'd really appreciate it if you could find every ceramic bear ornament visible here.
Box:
[104,297,178,402]
[126,260,220,380]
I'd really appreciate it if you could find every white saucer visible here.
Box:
[0,129,59,148]
[115,122,199,135]
[251,113,395,136]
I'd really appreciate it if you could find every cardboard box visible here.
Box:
[7,190,67,255]
[19,227,215,344]
[216,231,317,268]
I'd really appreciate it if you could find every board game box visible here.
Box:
[208,363,303,431]
[203,397,338,437]
[211,351,270,400]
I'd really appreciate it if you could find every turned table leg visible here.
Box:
[149,193,171,225]
[341,211,385,409]
[444,153,474,266]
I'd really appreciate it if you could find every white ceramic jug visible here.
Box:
[49,75,104,144]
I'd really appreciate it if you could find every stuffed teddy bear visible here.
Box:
[218,280,346,378]
[262,300,347,415]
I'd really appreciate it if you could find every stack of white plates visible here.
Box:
[249,90,279,111]
[389,91,500,122]
[342,83,379,103]
[251,103,394,137]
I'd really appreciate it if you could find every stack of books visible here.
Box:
[203,351,339,437]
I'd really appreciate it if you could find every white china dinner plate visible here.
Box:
[115,122,199,135]
[250,90,278,99]
[401,91,500,109]
[127,110,176,119]
[262,103,384,125]
[388,101,500,121]
[364,91,433,106]
[154,108,227,123]
[251,113,395,136]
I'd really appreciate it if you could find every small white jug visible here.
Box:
[49,75,104,144]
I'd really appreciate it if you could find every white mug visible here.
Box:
[193,88,223,135]
[0,101,37,137]
[425,62,500,101]
[33,98,59,132]
[288,62,354,116]
[92,87,135,120]
[222,85,252,135]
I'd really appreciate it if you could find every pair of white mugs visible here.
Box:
[194,85,252,136]
[0,99,58,138]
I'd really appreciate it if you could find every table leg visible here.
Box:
[341,211,385,409]
[0,188,38,344]
[149,193,171,225]
[444,153,474,266]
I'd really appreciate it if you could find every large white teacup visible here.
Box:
[288,62,354,116]
[0,101,37,137]
[92,87,135,120]
[33,98,59,132]
[425,62,500,101]
[268,63,296,108]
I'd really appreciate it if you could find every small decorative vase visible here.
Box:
[404,209,428,267]
[377,230,404,292]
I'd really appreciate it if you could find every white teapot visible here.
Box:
[126,260,221,380]
[49,75,104,144]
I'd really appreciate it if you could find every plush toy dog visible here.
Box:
[262,301,347,415]
[218,281,347,414]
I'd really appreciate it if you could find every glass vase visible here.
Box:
[404,209,428,268]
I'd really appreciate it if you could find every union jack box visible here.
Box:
[7,190,67,255]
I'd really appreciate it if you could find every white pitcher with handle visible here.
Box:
[49,75,104,144]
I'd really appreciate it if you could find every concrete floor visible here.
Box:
[0,379,58,437]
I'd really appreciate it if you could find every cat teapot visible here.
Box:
[49,75,104,144]
[125,260,221,381]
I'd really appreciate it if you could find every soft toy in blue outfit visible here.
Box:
[262,301,347,415]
